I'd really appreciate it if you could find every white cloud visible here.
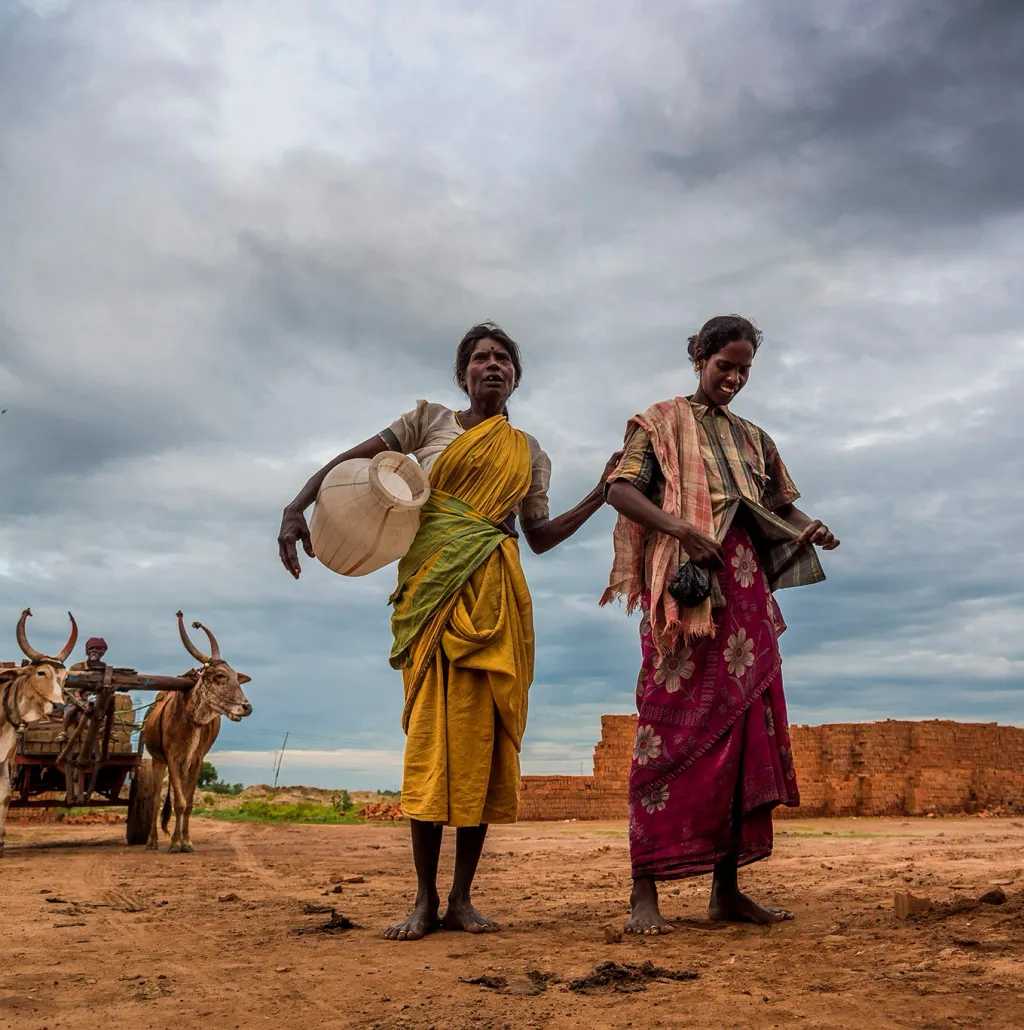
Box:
[212,747,403,771]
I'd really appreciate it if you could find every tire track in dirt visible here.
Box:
[105,823,320,1018]
[229,826,285,887]
[5,831,185,1023]
[100,828,255,977]
[226,826,369,1025]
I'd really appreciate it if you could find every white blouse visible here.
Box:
[381,400,551,524]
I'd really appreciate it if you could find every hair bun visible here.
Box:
[685,315,761,366]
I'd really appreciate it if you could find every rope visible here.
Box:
[62,692,155,717]
[59,693,156,735]
[2,679,22,727]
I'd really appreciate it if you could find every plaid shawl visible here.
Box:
[600,397,715,654]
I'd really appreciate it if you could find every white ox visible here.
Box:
[0,609,78,856]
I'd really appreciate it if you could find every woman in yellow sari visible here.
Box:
[278,323,619,941]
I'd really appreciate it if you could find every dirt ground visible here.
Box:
[1,817,1022,1030]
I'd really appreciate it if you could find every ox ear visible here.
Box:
[237,673,251,685]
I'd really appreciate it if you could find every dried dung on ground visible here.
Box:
[460,970,560,996]
[567,960,698,994]
[460,975,507,989]
[291,907,360,935]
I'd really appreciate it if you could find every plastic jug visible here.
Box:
[310,452,430,576]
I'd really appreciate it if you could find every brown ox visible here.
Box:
[143,612,251,853]
[0,609,78,856]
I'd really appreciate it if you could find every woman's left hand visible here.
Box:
[600,450,625,491]
[796,519,840,550]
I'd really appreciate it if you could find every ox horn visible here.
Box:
[55,611,78,663]
[190,620,221,662]
[176,610,209,664]
[16,608,46,662]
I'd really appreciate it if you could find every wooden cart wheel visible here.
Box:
[125,760,154,846]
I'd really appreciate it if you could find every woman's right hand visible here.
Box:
[673,521,724,567]
[278,506,315,579]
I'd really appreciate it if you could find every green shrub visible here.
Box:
[207,780,244,796]
[193,799,367,826]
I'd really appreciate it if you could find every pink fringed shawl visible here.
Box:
[600,397,715,656]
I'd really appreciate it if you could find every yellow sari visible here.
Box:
[389,414,535,826]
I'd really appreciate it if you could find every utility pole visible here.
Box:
[273,732,289,789]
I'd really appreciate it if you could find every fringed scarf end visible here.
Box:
[653,611,715,659]
[599,586,645,613]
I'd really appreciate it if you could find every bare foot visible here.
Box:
[624,877,674,935]
[384,893,440,941]
[708,886,793,924]
[441,896,500,934]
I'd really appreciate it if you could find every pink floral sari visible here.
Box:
[629,523,800,880]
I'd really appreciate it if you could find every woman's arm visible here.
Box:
[522,487,604,555]
[277,435,390,578]
[521,451,622,555]
[774,503,840,550]
[605,480,724,566]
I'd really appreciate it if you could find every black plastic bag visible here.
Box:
[666,561,712,607]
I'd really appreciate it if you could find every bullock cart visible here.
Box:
[9,663,195,845]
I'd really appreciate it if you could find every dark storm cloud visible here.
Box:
[646,1,1024,235]
[1,0,1021,787]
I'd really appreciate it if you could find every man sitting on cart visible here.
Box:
[57,636,107,744]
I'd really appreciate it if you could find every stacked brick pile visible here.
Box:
[519,715,634,821]
[7,792,61,824]
[518,716,1024,821]
[781,719,1024,818]
[358,802,404,821]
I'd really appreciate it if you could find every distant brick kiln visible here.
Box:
[518,716,1024,820]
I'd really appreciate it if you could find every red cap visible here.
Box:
[85,637,107,652]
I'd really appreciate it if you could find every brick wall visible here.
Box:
[518,716,1024,821]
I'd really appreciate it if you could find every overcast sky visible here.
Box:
[2,0,1021,789]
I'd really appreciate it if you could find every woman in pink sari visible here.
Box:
[602,315,839,932]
